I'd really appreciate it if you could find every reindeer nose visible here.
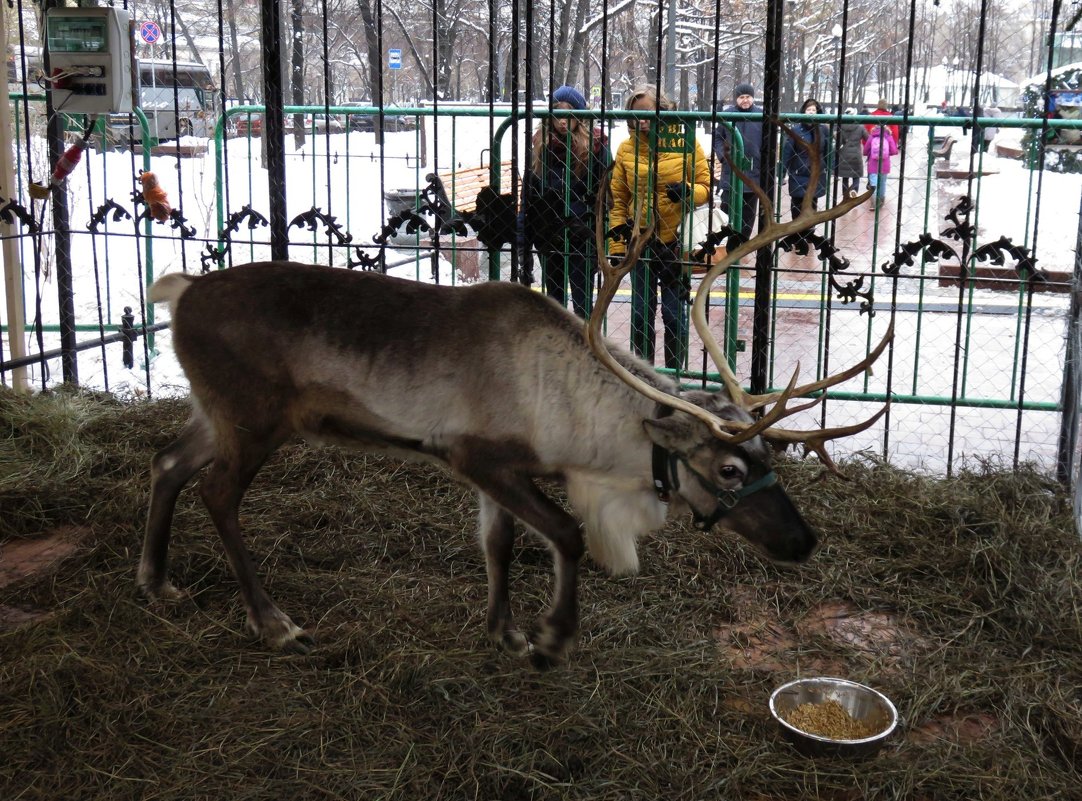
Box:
[782,526,819,564]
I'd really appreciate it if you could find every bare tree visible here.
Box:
[291,0,306,148]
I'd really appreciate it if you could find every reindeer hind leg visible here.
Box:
[199,424,313,653]
[478,493,528,656]
[139,412,216,601]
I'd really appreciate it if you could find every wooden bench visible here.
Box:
[932,135,955,162]
[429,161,515,282]
[435,161,515,213]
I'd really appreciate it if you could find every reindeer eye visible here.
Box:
[718,465,743,482]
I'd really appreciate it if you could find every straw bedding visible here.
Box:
[1,387,1079,800]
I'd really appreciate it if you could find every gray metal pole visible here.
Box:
[664,0,677,96]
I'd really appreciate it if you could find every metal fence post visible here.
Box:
[1056,192,1082,521]
[259,0,289,261]
[750,0,785,395]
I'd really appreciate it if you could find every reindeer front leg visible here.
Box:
[454,441,584,669]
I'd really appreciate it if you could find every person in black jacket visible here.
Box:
[518,85,611,318]
[782,97,831,222]
[711,82,763,240]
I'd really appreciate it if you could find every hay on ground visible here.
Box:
[1,387,1079,800]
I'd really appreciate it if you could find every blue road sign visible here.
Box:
[139,21,161,45]
[388,48,402,70]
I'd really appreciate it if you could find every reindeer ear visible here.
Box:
[642,416,701,452]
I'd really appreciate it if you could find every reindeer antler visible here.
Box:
[585,197,747,441]
[697,125,880,410]
[587,127,894,474]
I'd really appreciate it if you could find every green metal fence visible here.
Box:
[3,97,1081,478]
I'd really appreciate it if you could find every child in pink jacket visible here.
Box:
[863,127,899,205]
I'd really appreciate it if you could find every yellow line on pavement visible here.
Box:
[612,287,822,301]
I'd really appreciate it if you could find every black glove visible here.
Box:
[607,222,632,243]
[665,182,690,204]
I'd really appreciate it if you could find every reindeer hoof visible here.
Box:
[140,579,184,602]
[527,625,572,670]
[529,647,560,671]
[279,631,316,655]
[250,610,313,654]
[498,630,531,657]
[264,626,314,654]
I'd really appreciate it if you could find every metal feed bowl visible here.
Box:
[769,676,899,759]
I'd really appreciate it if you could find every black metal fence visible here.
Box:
[3,0,1082,496]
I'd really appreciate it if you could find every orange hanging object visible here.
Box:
[139,171,172,223]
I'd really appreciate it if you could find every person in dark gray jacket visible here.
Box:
[712,82,763,240]
[837,108,868,197]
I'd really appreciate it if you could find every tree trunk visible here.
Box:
[356,0,384,145]
[225,0,245,102]
[553,1,573,84]
[290,0,305,148]
[167,6,206,66]
[526,0,540,100]
[434,0,457,100]
[564,0,590,90]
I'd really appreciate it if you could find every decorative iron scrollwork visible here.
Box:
[421,172,456,231]
[289,207,353,247]
[881,195,1045,285]
[200,204,269,272]
[164,210,197,240]
[0,197,40,233]
[974,235,1044,281]
[691,226,744,262]
[941,195,976,246]
[348,248,383,271]
[779,230,875,315]
[87,199,132,231]
[881,232,959,276]
[373,210,432,246]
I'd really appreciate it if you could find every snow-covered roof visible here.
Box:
[1019,62,1082,91]
[882,64,1019,92]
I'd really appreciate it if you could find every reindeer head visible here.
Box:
[588,128,891,562]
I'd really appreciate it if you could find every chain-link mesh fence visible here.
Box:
[3,0,1082,484]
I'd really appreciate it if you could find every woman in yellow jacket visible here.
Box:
[609,86,712,370]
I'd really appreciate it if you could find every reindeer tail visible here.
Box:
[148,272,197,308]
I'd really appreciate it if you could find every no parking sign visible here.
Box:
[139,20,162,45]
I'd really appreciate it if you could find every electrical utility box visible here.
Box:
[44,7,132,114]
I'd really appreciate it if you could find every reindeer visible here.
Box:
[139,142,889,669]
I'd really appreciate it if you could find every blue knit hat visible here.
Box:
[551,85,587,110]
